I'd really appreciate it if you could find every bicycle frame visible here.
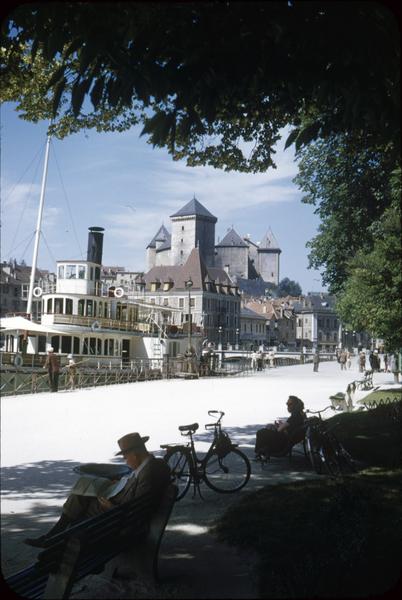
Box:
[304,406,356,476]
[162,410,250,499]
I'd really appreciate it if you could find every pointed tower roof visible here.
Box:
[216,228,248,248]
[259,228,280,250]
[146,224,171,249]
[170,197,217,222]
[176,247,209,289]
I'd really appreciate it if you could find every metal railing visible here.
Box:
[0,350,334,396]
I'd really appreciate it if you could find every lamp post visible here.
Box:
[218,326,223,350]
[185,276,193,351]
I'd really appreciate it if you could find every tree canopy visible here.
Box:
[2,2,399,171]
[2,1,400,346]
[277,278,302,298]
[294,134,397,294]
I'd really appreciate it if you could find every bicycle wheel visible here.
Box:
[203,448,251,493]
[164,449,192,500]
[319,437,342,476]
[304,434,324,474]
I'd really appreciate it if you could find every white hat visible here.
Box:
[48,347,54,352]
[67,354,73,359]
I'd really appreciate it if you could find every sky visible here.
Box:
[1,102,326,293]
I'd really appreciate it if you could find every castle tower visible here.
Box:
[170,198,217,267]
[257,228,281,285]
[146,224,171,270]
[215,228,249,279]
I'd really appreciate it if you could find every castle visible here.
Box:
[146,198,281,286]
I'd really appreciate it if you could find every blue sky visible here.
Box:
[1,103,326,293]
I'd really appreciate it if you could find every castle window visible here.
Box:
[78,265,86,279]
[180,250,183,256]
[179,298,184,308]
[181,226,184,231]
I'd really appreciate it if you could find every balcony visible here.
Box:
[51,314,151,333]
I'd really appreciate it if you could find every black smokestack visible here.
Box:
[87,227,104,265]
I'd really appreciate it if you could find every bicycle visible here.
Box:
[304,406,357,476]
[161,410,251,500]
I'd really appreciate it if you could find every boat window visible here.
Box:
[61,336,71,353]
[86,300,93,317]
[73,337,80,354]
[54,298,63,314]
[90,338,96,355]
[51,336,60,352]
[97,338,102,354]
[47,298,53,313]
[83,338,89,354]
[65,299,73,315]
[66,265,76,279]
[104,303,108,318]
[58,265,65,279]
[90,267,94,280]
[38,336,46,353]
[98,301,103,317]
[95,267,100,280]
[78,299,85,316]
[78,265,86,279]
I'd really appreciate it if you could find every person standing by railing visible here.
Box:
[65,354,77,390]
[44,347,60,392]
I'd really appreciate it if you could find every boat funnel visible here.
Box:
[87,227,104,265]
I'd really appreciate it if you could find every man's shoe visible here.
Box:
[24,535,49,548]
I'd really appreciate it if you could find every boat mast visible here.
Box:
[26,127,52,317]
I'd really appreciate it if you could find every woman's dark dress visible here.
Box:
[255,411,305,456]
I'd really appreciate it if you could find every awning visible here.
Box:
[0,316,67,336]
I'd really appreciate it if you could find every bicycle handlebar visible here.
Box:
[305,405,335,417]
[208,410,225,417]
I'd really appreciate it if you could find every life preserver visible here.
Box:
[14,353,23,367]
[91,320,101,331]
[33,287,43,298]
[114,287,124,298]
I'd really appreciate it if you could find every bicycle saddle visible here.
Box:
[178,423,199,433]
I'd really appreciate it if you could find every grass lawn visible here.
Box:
[213,404,402,598]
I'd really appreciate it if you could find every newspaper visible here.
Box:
[70,475,130,499]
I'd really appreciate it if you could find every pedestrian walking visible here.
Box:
[346,351,352,369]
[390,353,400,383]
[359,351,366,373]
[44,347,60,392]
[339,349,347,371]
[313,350,320,372]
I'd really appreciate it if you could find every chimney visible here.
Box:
[87,227,104,265]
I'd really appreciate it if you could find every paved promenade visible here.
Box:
[1,360,395,597]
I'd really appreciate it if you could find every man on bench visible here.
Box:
[24,432,171,548]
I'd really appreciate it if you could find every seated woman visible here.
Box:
[254,396,306,459]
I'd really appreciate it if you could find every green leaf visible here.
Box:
[72,78,91,116]
[90,76,104,109]
[52,77,66,117]
[46,65,66,91]
[284,128,299,150]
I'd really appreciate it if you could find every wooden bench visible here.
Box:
[354,369,374,391]
[5,483,177,599]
